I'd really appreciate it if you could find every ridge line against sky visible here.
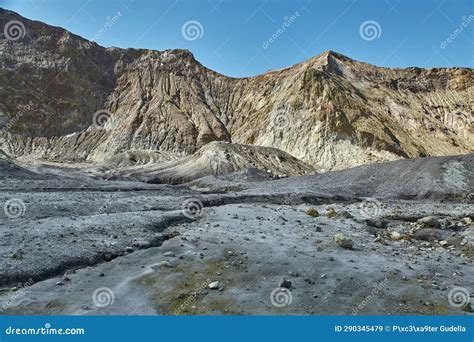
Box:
[1,0,473,77]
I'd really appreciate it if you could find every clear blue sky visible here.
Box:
[1,0,473,77]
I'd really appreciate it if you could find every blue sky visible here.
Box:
[1,0,473,77]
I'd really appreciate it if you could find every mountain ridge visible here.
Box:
[0,8,472,173]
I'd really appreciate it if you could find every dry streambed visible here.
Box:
[0,190,472,315]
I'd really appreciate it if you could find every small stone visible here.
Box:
[340,211,354,219]
[333,233,353,249]
[278,278,292,289]
[163,251,175,257]
[366,219,388,229]
[390,231,401,241]
[412,229,443,241]
[306,208,319,217]
[417,216,440,228]
[158,261,172,268]
[208,281,220,290]
[374,236,383,243]
[125,246,134,253]
[326,207,337,218]
[56,281,64,286]
[439,240,448,246]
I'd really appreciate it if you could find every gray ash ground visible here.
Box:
[0,154,472,315]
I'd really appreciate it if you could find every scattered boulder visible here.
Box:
[278,278,292,289]
[208,281,220,290]
[412,228,443,241]
[340,211,354,219]
[326,208,337,218]
[462,302,473,313]
[158,261,172,268]
[333,233,354,249]
[366,219,388,229]
[306,208,319,217]
[417,216,441,228]
[390,231,401,241]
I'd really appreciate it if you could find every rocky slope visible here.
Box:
[0,8,472,173]
[102,141,316,184]
[192,153,474,201]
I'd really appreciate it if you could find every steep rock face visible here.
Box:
[88,49,233,160]
[0,8,472,171]
[0,9,146,137]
